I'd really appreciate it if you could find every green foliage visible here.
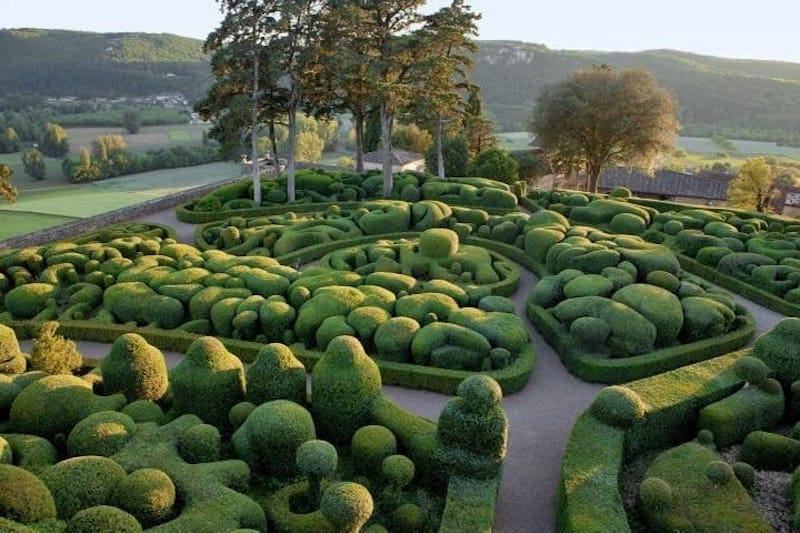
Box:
[41,455,127,519]
[435,376,507,479]
[9,374,126,440]
[66,505,142,533]
[0,324,27,375]
[320,482,373,533]
[67,411,136,457]
[112,468,175,526]
[179,424,221,464]
[424,136,469,177]
[4,283,57,320]
[752,317,800,385]
[447,307,528,354]
[311,336,382,445]
[374,317,420,363]
[639,476,672,512]
[170,336,245,428]
[740,431,800,472]
[589,385,646,428]
[733,462,755,491]
[733,356,770,385]
[419,228,459,259]
[232,400,315,478]
[467,148,519,184]
[21,148,46,180]
[100,333,168,402]
[611,283,683,346]
[296,439,338,510]
[122,400,164,424]
[705,460,734,485]
[245,343,306,405]
[0,463,57,523]
[411,322,491,370]
[697,381,784,447]
[351,425,397,477]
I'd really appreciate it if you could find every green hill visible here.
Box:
[473,41,800,140]
[0,28,210,101]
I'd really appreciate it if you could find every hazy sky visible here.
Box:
[2,0,799,63]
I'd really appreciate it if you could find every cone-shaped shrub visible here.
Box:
[101,333,168,402]
[245,343,306,405]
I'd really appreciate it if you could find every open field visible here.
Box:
[0,161,240,239]
[678,136,800,158]
[66,123,209,155]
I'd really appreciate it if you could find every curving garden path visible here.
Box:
[19,205,789,533]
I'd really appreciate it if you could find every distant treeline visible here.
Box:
[52,107,190,128]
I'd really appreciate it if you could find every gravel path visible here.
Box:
[23,205,789,533]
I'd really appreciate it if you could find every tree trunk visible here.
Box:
[436,116,445,179]
[354,112,365,173]
[586,162,601,193]
[380,101,393,198]
[287,88,300,203]
[269,118,278,163]
[251,51,261,205]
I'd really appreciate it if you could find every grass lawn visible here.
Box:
[167,129,194,142]
[66,123,209,156]
[0,211,79,240]
[0,161,241,240]
[678,136,800,158]
[497,132,534,151]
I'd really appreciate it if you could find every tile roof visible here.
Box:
[599,167,731,201]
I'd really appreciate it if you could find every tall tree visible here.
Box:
[531,66,679,193]
[39,123,69,158]
[414,0,479,178]
[0,128,19,153]
[0,163,16,204]
[21,148,46,180]
[727,157,777,212]
[462,86,495,156]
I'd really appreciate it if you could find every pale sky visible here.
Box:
[2,0,800,63]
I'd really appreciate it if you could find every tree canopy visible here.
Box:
[0,164,16,204]
[530,66,679,192]
[727,157,778,213]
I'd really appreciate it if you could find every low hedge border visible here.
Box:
[677,254,800,317]
[4,320,535,396]
[556,350,745,532]
[177,198,518,225]
[525,299,755,384]
[439,475,502,533]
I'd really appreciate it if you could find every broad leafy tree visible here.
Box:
[531,66,678,192]
[0,128,19,153]
[122,109,141,134]
[468,147,518,184]
[21,148,46,180]
[727,157,777,212]
[0,163,16,203]
[39,123,69,158]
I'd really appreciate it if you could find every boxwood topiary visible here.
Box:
[697,383,784,447]
[316,315,356,350]
[752,318,800,385]
[351,425,397,477]
[0,463,57,523]
[121,400,164,424]
[638,476,672,512]
[66,505,142,533]
[67,411,137,457]
[705,460,734,485]
[374,317,420,363]
[411,322,491,370]
[741,431,800,472]
[611,284,683,346]
[296,439,338,509]
[320,482,373,533]
[4,283,57,320]
[245,343,306,406]
[179,424,221,464]
[100,333,168,402]
[0,324,27,375]
[311,336,382,445]
[41,456,128,519]
[113,469,175,526]
[170,337,246,428]
[232,399,315,477]
[589,385,646,428]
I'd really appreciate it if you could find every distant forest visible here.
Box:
[2,30,800,144]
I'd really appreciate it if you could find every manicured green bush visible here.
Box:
[717,252,776,280]
[320,482,373,533]
[113,469,175,526]
[67,411,136,457]
[245,343,306,405]
[418,228,459,259]
[589,385,646,428]
[41,455,127,519]
[752,318,800,385]
[447,307,528,354]
[563,274,614,298]
[645,270,680,292]
[296,439,338,509]
[411,322,491,370]
[609,212,646,235]
[733,462,755,491]
[608,186,632,199]
[100,333,168,402]
[680,296,735,343]
[611,283,682,346]
[0,463,57,523]
[179,424,221,464]
[229,402,256,430]
[638,476,672,512]
[311,336,382,444]
[170,336,245,428]
[346,307,391,350]
[395,293,459,323]
[316,315,356,350]
[705,460,734,485]
[0,324,27,375]
[734,356,770,385]
[9,374,126,440]
[351,425,397,477]
[121,400,164,424]
[4,283,57,320]
[66,505,142,533]
[103,282,185,329]
[294,286,366,345]
[356,202,411,235]
[373,317,420,363]
[740,431,800,472]
[696,246,734,267]
[697,381,784,447]
[233,399,316,477]
[435,375,507,479]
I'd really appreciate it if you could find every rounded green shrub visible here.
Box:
[346,307,391,349]
[4,283,57,319]
[392,503,424,532]
[0,437,10,465]
[733,462,755,491]
[100,333,168,402]
[638,477,672,512]
[351,425,397,477]
[316,315,356,350]
[680,296,735,342]
[0,463,57,523]
[697,429,716,448]
[612,284,683,346]
[233,399,316,477]
[752,318,800,385]
[563,274,614,298]
[121,400,164,424]
[705,460,734,485]
[229,401,256,430]
[570,316,612,345]
[374,317,420,363]
[320,482,373,533]
[590,386,646,428]
[41,456,127,519]
[0,324,27,375]
[9,374,126,440]
[311,336,382,444]
[609,212,646,235]
[734,356,770,385]
[67,411,136,457]
[113,469,175,526]
[179,423,221,463]
[170,336,245,428]
[411,322,491,370]
[609,186,632,199]
[383,454,415,491]
[245,343,306,406]
[296,439,338,509]
[696,246,734,267]
[662,220,684,235]
[645,270,680,293]
[66,505,142,533]
[741,431,800,472]
[418,228,459,259]
[477,295,516,313]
